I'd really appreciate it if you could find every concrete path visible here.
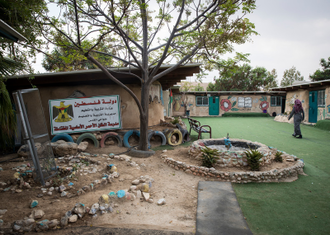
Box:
[196,181,253,235]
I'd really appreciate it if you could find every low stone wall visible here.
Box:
[189,138,279,168]
[162,155,305,183]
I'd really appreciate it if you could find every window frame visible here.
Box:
[196,96,209,106]
[317,90,325,107]
[271,96,282,107]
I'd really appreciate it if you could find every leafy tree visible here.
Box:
[0,0,47,74]
[42,34,115,72]
[0,80,17,150]
[179,81,194,92]
[38,0,257,151]
[310,57,330,81]
[207,61,277,91]
[280,66,304,87]
[193,83,204,91]
[0,0,46,150]
[179,81,204,92]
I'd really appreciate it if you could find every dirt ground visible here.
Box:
[0,136,297,234]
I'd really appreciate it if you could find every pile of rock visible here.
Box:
[274,115,294,124]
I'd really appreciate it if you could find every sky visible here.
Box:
[34,0,330,87]
[196,0,330,85]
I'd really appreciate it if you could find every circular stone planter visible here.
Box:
[189,138,275,168]
[159,138,306,183]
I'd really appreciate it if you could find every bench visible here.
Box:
[188,118,212,139]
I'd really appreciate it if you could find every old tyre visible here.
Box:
[51,133,74,143]
[147,131,166,148]
[100,132,123,147]
[123,130,140,148]
[128,148,155,158]
[76,133,99,148]
[165,129,183,146]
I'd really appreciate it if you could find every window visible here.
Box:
[271,96,282,106]
[196,96,208,106]
[237,97,252,108]
[318,90,325,107]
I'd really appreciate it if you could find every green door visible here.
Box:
[309,91,318,123]
[209,96,219,115]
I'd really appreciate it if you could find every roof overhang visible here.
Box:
[0,19,27,42]
[174,90,286,96]
[5,64,200,90]
[270,79,330,91]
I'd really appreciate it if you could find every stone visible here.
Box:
[69,214,78,223]
[78,141,89,152]
[13,218,35,232]
[142,192,150,201]
[54,142,78,156]
[136,190,142,199]
[132,179,140,185]
[130,186,137,191]
[0,209,7,216]
[157,198,166,205]
[48,219,59,228]
[32,210,45,219]
[99,194,109,204]
[60,216,68,227]
[18,142,44,158]
[30,200,38,208]
[89,203,99,215]
[59,185,66,192]
[72,203,86,217]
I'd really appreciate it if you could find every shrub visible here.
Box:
[245,148,263,171]
[200,146,219,168]
[171,117,180,125]
[274,151,283,162]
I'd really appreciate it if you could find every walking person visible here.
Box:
[288,99,305,138]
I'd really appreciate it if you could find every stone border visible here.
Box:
[162,155,305,183]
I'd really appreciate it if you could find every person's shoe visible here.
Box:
[292,134,296,137]
[296,135,302,139]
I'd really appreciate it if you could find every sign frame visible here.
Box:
[49,95,122,135]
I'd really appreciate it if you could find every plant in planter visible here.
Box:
[171,117,180,125]
[245,148,263,171]
[274,151,283,162]
[200,146,220,168]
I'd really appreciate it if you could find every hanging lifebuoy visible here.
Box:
[100,132,123,147]
[76,133,99,147]
[147,131,167,148]
[165,129,183,146]
[51,133,74,143]
[123,130,140,148]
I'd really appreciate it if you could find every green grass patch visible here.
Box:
[221,112,270,117]
[151,135,198,151]
[182,117,330,235]
[315,119,330,131]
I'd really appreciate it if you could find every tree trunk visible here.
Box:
[139,82,149,151]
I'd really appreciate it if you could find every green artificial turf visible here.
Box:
[315,119,330,131]
[182,117,330,235]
